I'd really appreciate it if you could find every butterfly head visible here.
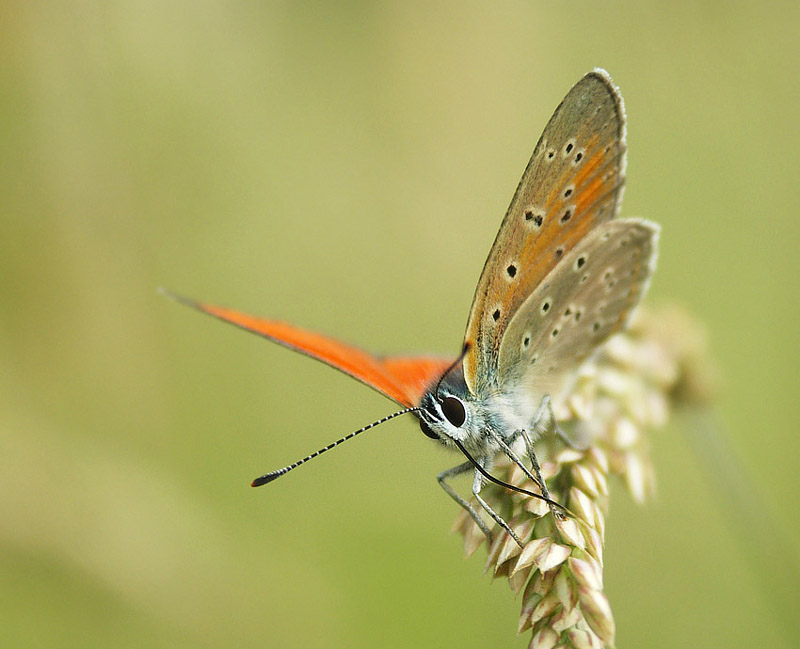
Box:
[417,363,474,445]
[413,343,478,446]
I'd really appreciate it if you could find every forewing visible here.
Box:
[463,69,627,394]
[497,219,658,404]
[379,355,454,406]
[162,290,451,408]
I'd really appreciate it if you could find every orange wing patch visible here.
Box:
[379,356,454,407]
[161,290,450,408]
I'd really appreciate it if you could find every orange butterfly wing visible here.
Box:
[162,290,451,408]
[378,356,455,406]
[462,70,626,394]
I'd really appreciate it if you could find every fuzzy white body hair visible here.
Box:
[425,382,543,457]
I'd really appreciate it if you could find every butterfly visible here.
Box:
[163,68,658,546]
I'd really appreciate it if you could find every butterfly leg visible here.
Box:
[437,461,494,541]
[486,427,543,491]
[512,425,565,520]
[472,463,524,548]
[520,431,554,500]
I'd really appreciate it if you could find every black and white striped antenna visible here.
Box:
[250,406,420,487]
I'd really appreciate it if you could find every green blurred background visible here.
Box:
[2,2,798,648]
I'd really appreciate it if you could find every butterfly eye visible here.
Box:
[441,396,466,428]
[419,420,439,440]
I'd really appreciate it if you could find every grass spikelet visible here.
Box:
[453,305,712,647]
